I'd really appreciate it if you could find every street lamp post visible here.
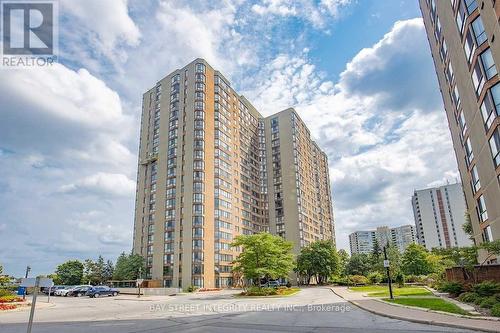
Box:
[383,247,394,300]
[23,266,31,301]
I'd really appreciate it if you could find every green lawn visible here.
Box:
[386,297,469,315]
[350,285,432,297]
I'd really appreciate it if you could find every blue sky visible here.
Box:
[0,0,460,277]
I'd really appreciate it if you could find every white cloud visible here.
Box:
[251,0,351,27]
[61,0,140,60]
[59,172,135,197]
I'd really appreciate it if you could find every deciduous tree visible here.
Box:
[231,233,294,286]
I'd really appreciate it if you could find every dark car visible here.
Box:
[67,286,92,297]
[85,286,119,298]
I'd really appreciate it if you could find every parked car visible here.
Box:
[42,285,65,295]
[67,285,92,297]
[85,286,119,298]
[56,286,75,296]
[259,280,280,288]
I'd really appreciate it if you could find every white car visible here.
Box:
[55,286,75,296]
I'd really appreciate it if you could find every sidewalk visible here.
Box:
[331,286,500,333]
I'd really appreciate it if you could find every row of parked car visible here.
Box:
[42,285,120,298]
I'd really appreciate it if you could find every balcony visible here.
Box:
[140,152,158,165]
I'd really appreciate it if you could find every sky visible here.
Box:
[0,0,461,277]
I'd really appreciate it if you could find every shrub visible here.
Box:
[492,304,500,317]
[367,272,383,284]
[395,272,405,288]
[243,287,277,296]
[405,275,426,284]
[0,296,22,303]
[349,275,369,285]
[185,285,198,293]
[0,289,13,297]
[479,296,498,309]
[472,281,500,297]
[458,292,480,303]
[438,281,465,296]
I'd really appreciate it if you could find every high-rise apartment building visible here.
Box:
[412,183,472,250]
[132,59,335,289]
[349,225,416,254]
[419,0,500,263]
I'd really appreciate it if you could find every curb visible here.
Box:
[330,288,500,333]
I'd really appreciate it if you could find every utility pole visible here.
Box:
[383,247,394,300]
[23,266,31,301]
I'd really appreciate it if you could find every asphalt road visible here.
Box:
[0,287,475,333]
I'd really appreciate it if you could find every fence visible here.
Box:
[445,264,500,283]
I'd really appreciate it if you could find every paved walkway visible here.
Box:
[331,286,500,333]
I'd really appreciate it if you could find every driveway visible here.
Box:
[0,287,475,332]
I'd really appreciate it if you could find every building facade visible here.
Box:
[419,0,500,262]
[412,183,472,250]
[132,59,335,289]
[349,225,416,254]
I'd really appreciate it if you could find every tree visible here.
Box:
[345,253,371,276]
[47,273,62,285]
[462,213,473,239]
[0,263,10,285]
[113,252,145,280]
[103,260,114,282]
[55,260,83,285]
[401,243,432,276]
[337,249,350,277]
[231,233,294,286]
[296,241,339,284]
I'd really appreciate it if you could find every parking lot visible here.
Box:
[0,287,476,333]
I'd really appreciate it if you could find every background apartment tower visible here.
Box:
[265,109,336,255]
[133,59,335,289]
[420,0,500,262]
[349,225,416,254]
[412,183,472,250]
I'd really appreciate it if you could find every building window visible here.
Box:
[195,63,205,73]
[480,49,497,80]
[489,127,500,167]
[481,84,500,131]
[471,165,481,193]
[465,0,478,14]
[465,137,474,165]
[483,225,493,242]
[452,85,461,107]
[472,61,485,95]
[471,16,487,46]
[456,1,467,34]
[477,195,488,222]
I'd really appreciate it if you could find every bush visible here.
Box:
[395,272,405,288]
[458,292,480,303]
[0,289,13,297]
[367,272,383,284]
[349,275,369,285]
[405,275,426,284]
[185,285,198,293]
[0,296,22,303]
[492,304,500,317]
[479,296,498,309]
[438,281,465,296]
[243,287,277,296]
[472,281,500,297]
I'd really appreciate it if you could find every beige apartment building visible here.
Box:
[132,59,335,289]
[420,0,500,263]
